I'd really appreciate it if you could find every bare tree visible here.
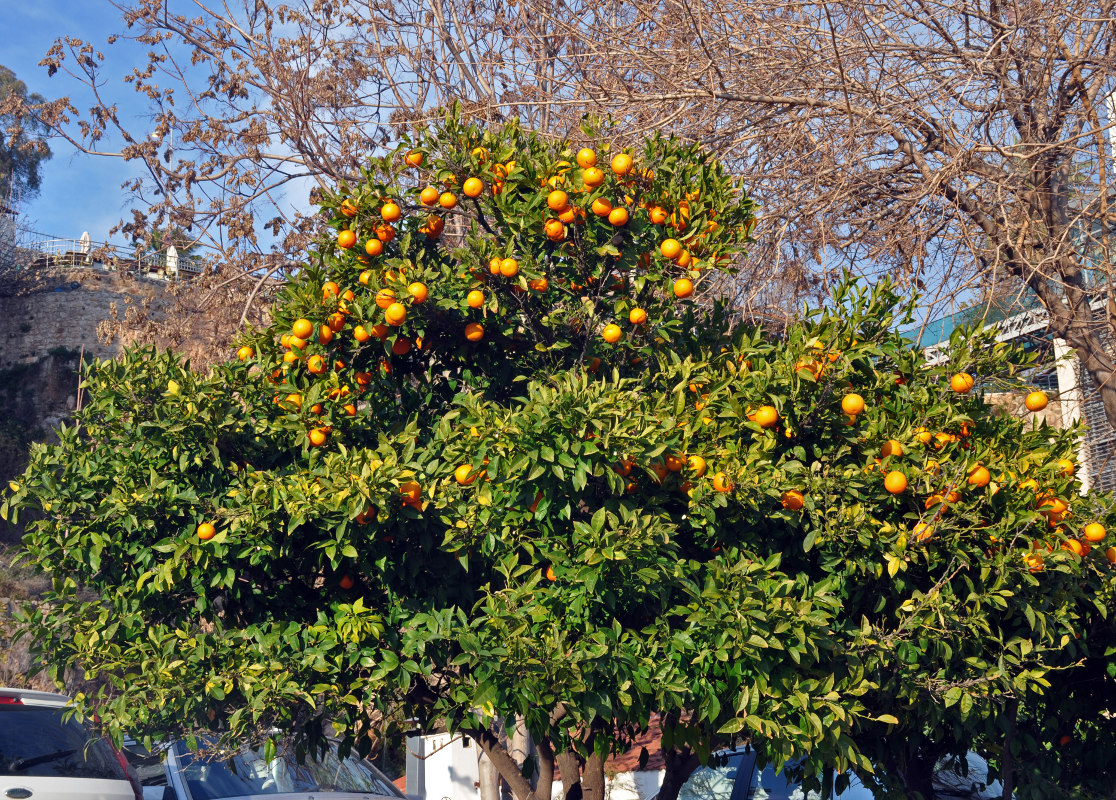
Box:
[493,0,1116,430]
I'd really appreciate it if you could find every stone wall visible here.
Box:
[0,267,169,368]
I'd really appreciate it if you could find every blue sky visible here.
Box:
[2,0,160,239]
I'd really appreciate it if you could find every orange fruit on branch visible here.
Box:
[582,167,605,188]
[1025,390,1049,411]
[841,393,865,416]
[455,464,478,485]
[467,290,485,308]
[547,190,570,211]
[781,489,805,510]
[610,153,633,176]
[883,471,908,494]
[236,346,253,361]
[591,198,613,217]
[950,372,975,394]
[673,278,694,298]
[292,318,314,339]
[381,201,402,222]
[753,405,779,428]
[404,150,424,168]
[197,522,216,541]
[337,230,356,249]
[687,455,707,477]
[384,303,407,326]
[364,238,383,256]
[967,465,991,487]
[438,192,458,209]
[608,207,630,226]
[420,186,439,206]
[602,324,623,343]
[1084,522,1106,542]
[408,282,429,303]
[376,289,396,309]
[660,238,682,259]
[882,439,903,458]
[465,322,484,342]
[463,177,484,198]
[500,258,519,277]
[712,472,734,493]
[576,148,597,168]
[629,307,647,325]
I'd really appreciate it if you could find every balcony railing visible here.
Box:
[10,228,204,280]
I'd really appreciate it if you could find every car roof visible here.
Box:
[0,686,72,706]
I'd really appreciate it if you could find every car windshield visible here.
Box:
[0,704,126,780]
[175,739,402,799]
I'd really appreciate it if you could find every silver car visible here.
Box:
[123,736,403,800]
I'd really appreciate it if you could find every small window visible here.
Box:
[0,705,126,780]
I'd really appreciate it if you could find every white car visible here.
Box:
[0,686,141,800]
[123,736,404,800]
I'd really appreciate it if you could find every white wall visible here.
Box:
[406,733,482,800]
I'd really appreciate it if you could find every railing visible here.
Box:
[12,228,204,280]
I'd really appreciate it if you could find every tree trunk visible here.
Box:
[536,738,555,800]
[467,727,546,800]
[1000,699,1018,800]
[903,753,937,800]
[656,748,700,800]
[557,750,584,800]
[581,750,606,800]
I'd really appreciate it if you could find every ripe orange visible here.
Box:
[841,393,865,416]
[339,574,355,590]
[337,229,356,249]
[318,325,334,345]
[353,325,371,343]
[610,153,633,176]
[467,290,485,308]
[950,372,975,394]
[576,148,597,168]
[404,150,424,168]
[1107,546,1116,563]
[463,177,484,198]
[236,346,253,361]
[292,318,314,339]
[384,303,407,326]
[968,465,991,487]
[369,323,388,340]
[591,197,613,217]
[340,199,358,218]
[455,464,477,485]
[439,192,458,209]
[884,471,908,494]
[1025,390,1049,411]
[358,270,373,285]
[392,338,412,355]
[608,207,630,226]
[582,167,605,188]
[587,356,602,372]
[343,403,356,416]
[649,206,668,225]
[488,257,503,275]
[465,322,484,342]
[500,258,519,277]
[1023,552,1044,572]
[529,277,549,292]
[381,201,402,222]
[914,521,934,542]
[602,324,623,343]
[420,186,439,206]
[665,455,684,472]
[322,281,341,299]
[673,278,694,298]
[307,355,326,374]
[376,289,396,309]
[1057,458,1074,477]
[547,190,570,211]
[629,307,647,325]
[781,489,805,510]
[309,427,329,447]
[754,405,779,428]
[197,522,216,541]
[400,481,422,507]
[676,250,692,268]
[1063,539,1084,556]
[882,439,903,458]
[1084,522,1106,542]
[558,206,577,224]
[290,335,309,350]
[375,222,396,242]
[712,472,734,493]
[283,350,299,363]
[545,565,557,581]
[342,289,355,302]
[408,282,428,303]
[545,219,566,241]
[660,238,682,259]
[687,455,707,477]
[365,238,383,256]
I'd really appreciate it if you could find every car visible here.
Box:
[0,685,142,800]
[122,735,405,800]
[667,746,1004,800]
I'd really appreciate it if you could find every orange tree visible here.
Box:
[5,112,1116,799]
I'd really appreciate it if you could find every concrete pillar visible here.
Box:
[1053,338,1091,493]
